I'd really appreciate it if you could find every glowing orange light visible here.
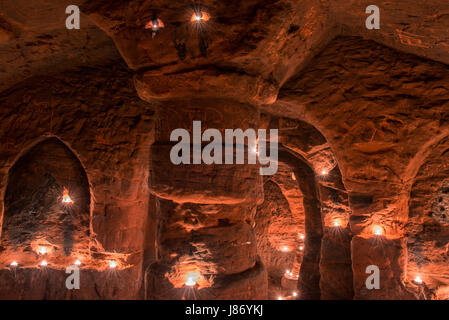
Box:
[414,276,423,284]
[293,291,297,297]
[333,219,341,227]
[185,271,200,287]
[299,246,304,251]
[298,233,305,240]
[321,170,327,175]
[373,225,383,236]
[38,247,47,255]
[251,146,258,155]
[109,261,117,269]
[281,246,289,252]
[10,261,18,267]
[292,172,296,181]
[144,18,165,31]
[40,260,48,267]
[191,11,210,23]
[62,188,73,204]
[74,260,81,266]
[277,296,283,300]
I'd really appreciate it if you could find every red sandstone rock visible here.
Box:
[1,0,449,301]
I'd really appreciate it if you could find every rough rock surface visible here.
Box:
[1,0,449,300]
[0,63,154,299]
[275,36,449,299]
[255,164,305,299]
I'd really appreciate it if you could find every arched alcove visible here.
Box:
[259,113,354,300]
[276,148,323,299]
[0,137,91,264]
[254,162,305,299]
[407,135,449,299]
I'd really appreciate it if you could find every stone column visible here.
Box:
[349,187,413,299]
[135,69,277,299]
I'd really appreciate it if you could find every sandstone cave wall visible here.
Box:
[276,36,449,299]
[255,162,305,299]
[407,134,449,299]
[0,64,155,299]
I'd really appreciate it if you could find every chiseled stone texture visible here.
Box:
[0,63,155,299]
[276,36,449,299]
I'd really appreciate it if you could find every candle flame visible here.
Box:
[191,11,210,23]
[144,18,164,31]
[414,275,423,284]
[62,187,73,204]
[185,271,200,286]
[373,225,383,236]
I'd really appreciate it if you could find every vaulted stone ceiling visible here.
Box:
[0,0,120,92]
[1,0,448,94]
[1,0,449,301]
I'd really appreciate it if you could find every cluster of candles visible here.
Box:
[280,233,305,253]
[7,183,426,295]
[278,291,297,300]
[145,8,210,35]
[280,233,305,283]
[8,247,118,270]
[332,221,384,238]
[5,188,120,270]
[284,268,299,279]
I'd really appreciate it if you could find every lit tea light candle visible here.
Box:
[74,260,81,266]
[298,233,304,240]
[38,247,47,255]
[299,246,304,251]
[40,260,48,267]
[144,17,164,37]
[281,246,289,252]
[373,225,383,236]
[333,219,341,227]
[277,296,283,300]
[191,10,210,23]
[321,170,327,175]
[62,187,73,204]
[10,261,18,267]
[292,291,297,297]
[185,277,196,286]
[185,271,200,287]
[414,275,423,284]
[109,261,117,269]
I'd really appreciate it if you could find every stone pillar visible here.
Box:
[349,189,413,299]
[135,70,277,299]
[318,178,354,300]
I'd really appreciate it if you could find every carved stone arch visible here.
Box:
[407,134,449,299]
[0,136,91,265]
[259,113,354,299]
